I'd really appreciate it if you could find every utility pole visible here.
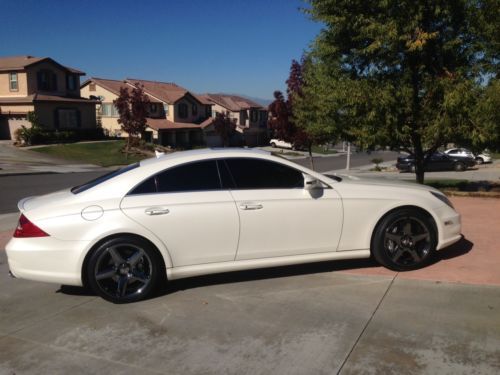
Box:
[346,142,351,170]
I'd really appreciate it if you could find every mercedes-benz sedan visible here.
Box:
[6,148,462,303]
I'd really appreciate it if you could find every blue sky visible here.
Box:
[1,0,321,99]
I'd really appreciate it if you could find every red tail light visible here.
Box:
[13,214,49,238]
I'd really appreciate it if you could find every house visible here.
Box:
[80,78,212,147]
[0,56,98,140]
[200,93,268,147]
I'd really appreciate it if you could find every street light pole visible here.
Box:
[346,142,351,170]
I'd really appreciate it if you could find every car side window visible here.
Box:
[129,160,221,195]
[224,158,304,189]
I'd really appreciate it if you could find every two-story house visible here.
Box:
[200,94,268,146]
[80,77,212,147]
[0,56,98,140]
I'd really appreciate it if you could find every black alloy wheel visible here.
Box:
[372,208,437,271]
[87,236,163,303]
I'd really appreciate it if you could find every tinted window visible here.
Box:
[72,163,140,194]
[224,158,304,189]
[129,160,221,195]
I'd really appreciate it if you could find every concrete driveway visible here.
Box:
[0,197,499,374]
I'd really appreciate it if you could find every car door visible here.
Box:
[221,158,343,260]
[120,160,239,267]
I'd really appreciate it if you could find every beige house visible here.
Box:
[0,56,97,140]
[80,78,212,147]
[200,94,268,147]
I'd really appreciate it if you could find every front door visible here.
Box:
[221,158,343,260]
[120,160,239,267]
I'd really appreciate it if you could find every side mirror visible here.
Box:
[303,174,322,191]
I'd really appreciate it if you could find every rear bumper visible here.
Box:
[5,236,90,286]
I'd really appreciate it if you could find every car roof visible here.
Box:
[139,148,271,167]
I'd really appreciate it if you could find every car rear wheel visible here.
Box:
[476,157,484,165]
[372,208,437,271]
[270,142,277,148]
[454,162,466,171]
[87,236,164,303]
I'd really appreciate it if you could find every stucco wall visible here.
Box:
[26,60,80,97]
[0,71,28,97]
[81,83,122,135]
[172,96,208,123]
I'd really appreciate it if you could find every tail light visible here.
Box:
[13,214,49,238]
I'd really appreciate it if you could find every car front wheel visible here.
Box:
[454,162,466,171]
[476,157,484,165]
[372,208,437,271]
[86,236,164,303]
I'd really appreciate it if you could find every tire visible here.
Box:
[410,165,416,173]
[86,236,164,303]
[371,208,437,271]
[270,142,276,148]
[476,157,484,165]
[454,162,466,171]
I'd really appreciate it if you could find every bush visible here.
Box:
[15,126,106,146]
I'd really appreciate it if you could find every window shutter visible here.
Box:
[52,74,58,91]
[37,72,42,89]
[76,110,81,128]
[54,109,60,129]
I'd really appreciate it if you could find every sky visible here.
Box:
[1,0,322,100]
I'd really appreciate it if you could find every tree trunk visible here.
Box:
[308,144,315,170]
[126,136,130,160]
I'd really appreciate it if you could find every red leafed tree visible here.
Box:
[213,111,236,147]
[114,83,150,153]
[269,59,319,169]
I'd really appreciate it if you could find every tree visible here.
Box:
[299,0,499,183]
[213,111,236,147]
[269,59,334,169]
[114,83,150,153]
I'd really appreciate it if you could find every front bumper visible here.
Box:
[6,236,90,286]
[435,205,462,250]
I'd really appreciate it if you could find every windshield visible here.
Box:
[71,163,140,194]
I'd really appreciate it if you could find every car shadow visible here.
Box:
[58,236,474,300]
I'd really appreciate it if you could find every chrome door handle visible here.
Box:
[145,207,170,216]
[239,203,263,210]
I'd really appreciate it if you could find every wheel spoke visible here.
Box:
[391,248,405,262]
[130,271,148,284]
[403,221,412,235]
[108,246,125,265]
[117,275,129,297]
[95,267,116,281]
[408,249,421,262]
[386,233,402,243]
[412,233,429,243]
[127,249,145,267]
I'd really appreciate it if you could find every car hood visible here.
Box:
[325,174,439,193]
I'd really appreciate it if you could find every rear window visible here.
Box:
[71,163,139,194]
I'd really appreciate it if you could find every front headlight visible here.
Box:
[430,191,454,209]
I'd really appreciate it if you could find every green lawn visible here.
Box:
[311,145,337,154]
[33,141,146,167]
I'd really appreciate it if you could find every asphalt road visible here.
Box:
[0,151,400,214]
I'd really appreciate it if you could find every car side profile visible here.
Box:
[397,152,476,172]
[6,148,462,303]
[444,148,492,164]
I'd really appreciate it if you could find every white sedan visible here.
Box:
[6,149,462,303]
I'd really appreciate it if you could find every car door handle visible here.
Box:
[145,207,170,216]
[239,203,263,210]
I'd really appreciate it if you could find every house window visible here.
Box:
[163,104,169,116]
[57,109,79,128]
[89,83,96,91]
[178,103,188,119]
[250,109,258,122]
[101,103,119,117]
[66,75,77,91]
[150,103,158,113]
[37,70,57,91]
[9,72,18,91]
[192,104,198,116]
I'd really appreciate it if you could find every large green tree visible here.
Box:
[296,0,499,183]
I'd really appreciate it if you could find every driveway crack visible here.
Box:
[337,272,399,374]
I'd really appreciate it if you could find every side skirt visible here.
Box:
[166,249,371,280]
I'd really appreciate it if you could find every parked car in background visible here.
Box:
[269,139,294,149]
[397,152,476,172]
[444,148,492,164]
[6,148,461,303]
